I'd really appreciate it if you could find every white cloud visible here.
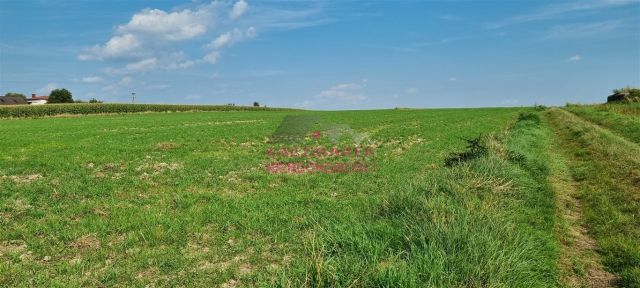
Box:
[317,80,368,101]
[79,34,142,60]
[125,57,158,72]
[81,76,103,83]
[37,83,58,95]
[79,3,215,62]
[117,8,211,41]
[207,27,257,49]
[168,60,197,69]
[210,33,232,49]
[202,51,221,64]
[119,77,133,85]
[568,54,582,61]
[144,84,170,90]
[230,0,249,19]
[78,1,327,74]
[449,77,458,81]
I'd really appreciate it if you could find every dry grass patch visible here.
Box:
[0,240,27,257]
[2,173,43,184]
[155,142,178,150]
[69,234,101,251]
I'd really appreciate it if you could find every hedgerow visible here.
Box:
[0,103,294,118]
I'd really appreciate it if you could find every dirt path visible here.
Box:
[546,109,618,287]
[549,154,616,287]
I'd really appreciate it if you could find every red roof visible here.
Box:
[30,95,49,100]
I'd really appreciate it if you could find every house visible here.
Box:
[0,96,28,105]
[28,94,49,105]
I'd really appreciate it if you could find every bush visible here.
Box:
[0,103,295,118]
[444,135,488,166]
[608,87,640,103]
[517,112,541,124]
[48,88,73,103]
[253,101,260,107]
[534,105,547,111]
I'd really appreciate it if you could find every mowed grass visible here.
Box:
[0,108,565,286]
[565,104,640,144]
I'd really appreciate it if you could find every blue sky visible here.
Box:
[1,0,639,109]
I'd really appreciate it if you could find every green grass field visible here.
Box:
[1,106,638,287]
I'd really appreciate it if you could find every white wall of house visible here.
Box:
[29,100,47,105]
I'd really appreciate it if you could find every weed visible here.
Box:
[444,136,488,166]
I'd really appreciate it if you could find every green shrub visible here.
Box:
[48,88,74,103]
[444,136,488,166]
[608,87,640,103]
[534,105,547,111]
[517,112,541,124]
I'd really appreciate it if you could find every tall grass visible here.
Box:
[284,112,561,287]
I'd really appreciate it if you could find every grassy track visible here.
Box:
[0,108,575,287]
[565,104,640,144]
[547,108,640,287]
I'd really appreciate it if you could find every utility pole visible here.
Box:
[131,92,136,104]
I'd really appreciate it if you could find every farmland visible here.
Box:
[1,106,638,287]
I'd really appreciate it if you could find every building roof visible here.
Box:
[0,96,29,105]
[30,95,49,100]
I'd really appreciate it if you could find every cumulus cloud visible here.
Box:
[79,2,215,62]
[81,76,103,83]
[79,34,142,60]
[78,1,326,75]
[568,54,582,61]
[117,7,212,41]
[230,0,249,19]
[317,80,368,101]
[207,27,257,49]
[202,51,221,64]
[125,58,158,72]
[200,27,255,65]
[297,80,369,108]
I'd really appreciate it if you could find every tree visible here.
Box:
[89,98,103,103]
[48,88,73,103]
[4,92,26,100]
[253,101,260,107]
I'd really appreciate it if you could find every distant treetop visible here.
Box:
[48,88,74,103]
